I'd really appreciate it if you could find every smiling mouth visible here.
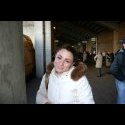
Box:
[58,68,63,70]
[57,67,64,70]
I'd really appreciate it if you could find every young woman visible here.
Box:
[94,51,103,77]
[36,44,95,104]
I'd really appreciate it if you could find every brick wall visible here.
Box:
[95,22,125,53]
[97,31,113,53]
[118,22,125,40]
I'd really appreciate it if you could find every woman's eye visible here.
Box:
[66,61,70,63]
[57,56,61,60]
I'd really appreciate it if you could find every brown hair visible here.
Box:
[54,44,78,62]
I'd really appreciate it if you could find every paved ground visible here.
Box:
[26,77,41,104]
[86,65,117,104]
[26,65,117,104]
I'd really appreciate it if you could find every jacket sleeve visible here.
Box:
[36,74,49,104]
[110,54,124,81]
[73,76,95,104]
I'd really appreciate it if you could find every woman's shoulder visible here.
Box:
[71,62,88,81]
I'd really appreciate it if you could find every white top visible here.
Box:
[36,66,95,104]
[94,54,103,68]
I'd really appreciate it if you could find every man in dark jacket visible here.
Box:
[110,39,125,104]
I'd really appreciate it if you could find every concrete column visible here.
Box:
[0,21,27,104]
[35,21,44,78]
[35,21,52,78]
[45,21,52,65]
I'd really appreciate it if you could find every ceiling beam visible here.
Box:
[62,22,97,36]
[57,26,84,41]
[58,35,77,45]
[95,21,118,30]
[58,22,97,41]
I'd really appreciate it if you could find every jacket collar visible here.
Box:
[46,61,87,81]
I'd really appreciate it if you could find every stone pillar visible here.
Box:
[35,21,44,78]
[45,21,51,66]
[35,21,52,78]
[0,21,27,104]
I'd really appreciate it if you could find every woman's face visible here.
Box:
[54,49,74,74]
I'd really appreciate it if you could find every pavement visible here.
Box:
[86,65,117,104]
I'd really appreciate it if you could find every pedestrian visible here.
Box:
[94,51,103,77]
[110,39,125,104]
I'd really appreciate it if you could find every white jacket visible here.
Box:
[94,54,103,68]
[36,66,95,104]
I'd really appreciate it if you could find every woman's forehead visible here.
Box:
[57,49,72,54]
[56,49,73,58]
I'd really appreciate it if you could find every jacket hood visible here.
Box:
[46,61,88,81]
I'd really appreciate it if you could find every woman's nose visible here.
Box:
[60,60,64,66]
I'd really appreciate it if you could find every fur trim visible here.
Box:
[46,61,87,81]
[71,62,87,81]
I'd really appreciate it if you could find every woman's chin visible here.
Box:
[55,69,63,74]
[56,71,63,74]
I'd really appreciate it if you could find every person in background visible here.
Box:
[110,39,125,104]
[94,51,103,77]
[83,51,87,63]
[110,52,114,64]
[105,52,111,68]
[36,44,95,104]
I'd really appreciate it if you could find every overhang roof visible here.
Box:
[52,21,123,45]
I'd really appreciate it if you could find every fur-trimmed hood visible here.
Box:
[46,61,88,81]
